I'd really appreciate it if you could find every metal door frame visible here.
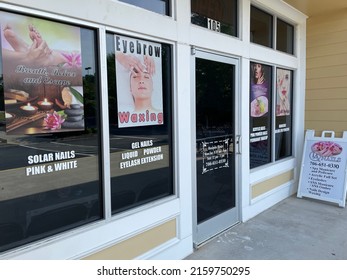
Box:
[191,48,241,246]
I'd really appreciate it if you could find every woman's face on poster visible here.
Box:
[130,70,153,100]
[253,64,263,79]
[277,70,290,100]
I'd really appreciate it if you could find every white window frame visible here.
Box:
[0,2,180,260]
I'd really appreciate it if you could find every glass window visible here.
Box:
[275,68,293,160]
[195,58,235,223]
[250,62,272,169]
[0,11,102,252]
[191,0,238,37]
[250,6,273,48]
[276,19,294,54]
[106,33,174,214]
[250,63,295,168]
[119,0,170,16]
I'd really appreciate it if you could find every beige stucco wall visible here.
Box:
[251,170,294,199]
[306,10,347,137]
[83,219,176,260]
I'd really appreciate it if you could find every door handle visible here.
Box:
[236,135,242,154]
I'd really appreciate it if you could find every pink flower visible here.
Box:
[43,112,65,130]
[61,51,82,68]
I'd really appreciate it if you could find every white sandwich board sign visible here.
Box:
[297,130,347,207]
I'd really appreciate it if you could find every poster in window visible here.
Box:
[276,68,291,117]
[275,68,292,160]
[0,11,84,135]
[250,63,270,117]
[249,62,272,168]
[115,35,164,128]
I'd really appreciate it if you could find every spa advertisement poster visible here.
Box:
[275,68,292,139]
[298,130,347,207]
[249,62,272,168]
[276,68,291,117]
[115,34,164,128]
[0,11,84,135]
[249,62,271,142]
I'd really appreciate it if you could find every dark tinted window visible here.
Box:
[250,6,273,48]
[277,18,294,54]
[191,0,238,37]
[0,11,102,252]
[119,0,170,16]
[195,58,235,223]
[106,33,174,214]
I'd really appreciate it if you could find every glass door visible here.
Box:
[193,50,239,245]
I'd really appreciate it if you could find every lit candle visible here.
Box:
[38,98,53,111]
[5,112,15,123]
[22,103,35,111]
[41,98,50,105]
[20,103,38,116]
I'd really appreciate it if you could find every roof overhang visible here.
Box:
[283,0,347,16]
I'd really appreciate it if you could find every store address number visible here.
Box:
[207,18,221,32]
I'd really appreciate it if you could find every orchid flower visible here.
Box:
[43,111,65,130]
[61,51,82,68]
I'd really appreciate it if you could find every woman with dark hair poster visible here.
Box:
[250,62,272,168]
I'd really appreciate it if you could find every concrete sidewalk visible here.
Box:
[185,195,347,260]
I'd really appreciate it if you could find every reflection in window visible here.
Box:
[191,0,238,37]
[0,11,102,253]
[277,19,294,54]
[250,6,273,48]
[106,33,173,214]
[119,0,170,16]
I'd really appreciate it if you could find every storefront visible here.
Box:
[0,0,306,259]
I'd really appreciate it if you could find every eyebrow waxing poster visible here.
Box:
[115,34,164,128]
[0,11,84,135]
